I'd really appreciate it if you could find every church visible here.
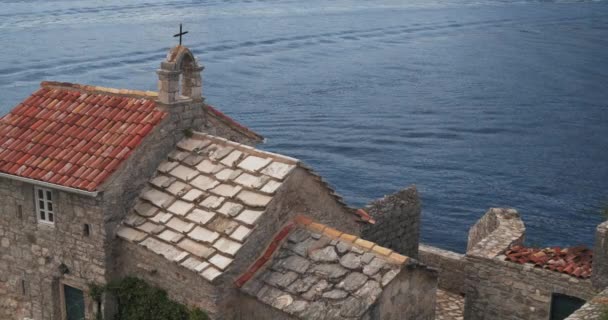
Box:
[0,45,436,319]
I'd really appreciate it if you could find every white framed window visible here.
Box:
[35,187,55,224]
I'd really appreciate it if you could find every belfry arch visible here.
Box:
[157,46,204,104]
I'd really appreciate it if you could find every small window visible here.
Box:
[83,224,90,237]
[35,187,55,225]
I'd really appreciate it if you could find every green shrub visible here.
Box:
[89,277,208,320]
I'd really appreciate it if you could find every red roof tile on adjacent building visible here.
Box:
[505,245,593,279]
[0,82,167,192]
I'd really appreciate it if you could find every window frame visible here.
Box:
[34,186,55,225]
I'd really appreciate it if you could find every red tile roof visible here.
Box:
[0,82,167,192]
[505,245,592,278]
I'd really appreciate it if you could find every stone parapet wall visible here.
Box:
[419,244,466,294]
[0,178,105,320]
[565,288,608,320]
[593,221,608,289]
[464,255,596,320]
[361,186,421,258]
[113,240,223,318]
[466,208,525,259]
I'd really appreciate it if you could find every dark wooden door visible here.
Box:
[550,293,585,320]
[64,285,85,320]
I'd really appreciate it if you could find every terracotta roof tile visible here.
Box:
[505,245,593,279]
[0,82,167,192]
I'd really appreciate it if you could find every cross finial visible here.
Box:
[173,23,188,46]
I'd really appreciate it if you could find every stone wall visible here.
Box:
[113,240,223,318]
[361,186,421,258]
[565,288,608,320]
[463,208,596,320]
[418,244,466,294]
[0,178,105,320]
[592,221,608,289]
[370,262,438,320]
[464,255,596,319]
[201,106,262,146]
[229,293,299,320]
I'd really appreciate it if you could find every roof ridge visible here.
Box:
[293,215,409,265]
[41,81,158,99]
[191,132,299,165]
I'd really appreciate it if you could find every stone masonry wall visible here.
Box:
[592,221,608,290]
[463,208,596,320]
[361,186,421,258]
[370,263,438,320]
[418,244,466,294]
[464,255,596,320]
[565,288,608,320]
[0,177,105,320]
[113,240,223,318]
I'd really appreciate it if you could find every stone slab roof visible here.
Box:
[504,245,592,278]
[116,132,298,282]
[0,81,166,191]
[236,216,409,319]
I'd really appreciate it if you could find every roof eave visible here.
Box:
[0,172,100,197]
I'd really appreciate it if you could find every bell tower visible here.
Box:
[157,46,204,104]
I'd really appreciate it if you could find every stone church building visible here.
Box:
[2,45,608,320]
[0,46,435,320]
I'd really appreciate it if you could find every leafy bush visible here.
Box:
[90,277,208,320]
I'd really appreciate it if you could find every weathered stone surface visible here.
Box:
[178,238,215,258]
[339,272,368,292]
[189,226,220,243]
[238,156,272,172]
[170,165,199,182]
[310,246,339,262]
[213,237,242,256]
[339,297,368,318]
[235,209,264,225]
[234,173,269,189]
[186,209,216,225]
[354,280,382,304]
[340,252,362,270]
[363,257,386,276]
[217,201,244,217]
[266,271,299,288]
[230,225,252,242]
[158,229,184,243]
[167,200,194,216]
[181,188,204,202]
[215,168,241,181]
[190,175,220,191]
[302,279,330,300]
[199,195,225,209]
[312,264,348,279]
[209,253,233,270]
[261,162,295,180]
[322,289,348,300]
[207,216,239,234]
[236,190,272,207]
[260,180,282,194]
[210,184,242,197]
[220,150,243,167]
[117,226,147,242]
[281,255,311,274]
[142,188,174,208]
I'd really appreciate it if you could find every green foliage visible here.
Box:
[88,277,208,320]
[183,128,194,138]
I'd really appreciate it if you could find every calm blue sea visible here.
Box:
[1,0,607,252]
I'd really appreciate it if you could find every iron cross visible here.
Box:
[173,24,188,45]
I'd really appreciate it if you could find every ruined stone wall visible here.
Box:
[463,208,595,319]
[370,262,437,320]
[0,178,105,320]
[360,186,421,258]
[592,221,608,289]
[565,288,608,320]
[464,255,595,320]
[418,244,466,294]
[113,240,223,318]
